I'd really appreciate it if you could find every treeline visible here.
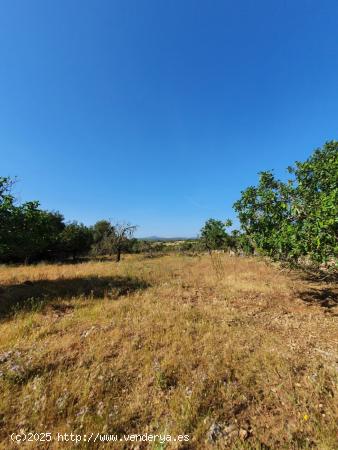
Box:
[199,218,253,255]
[1,141,337,266]
[0,178,137,263]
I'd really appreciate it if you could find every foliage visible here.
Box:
[234,141,338,264]
[91,221,137,261]
[0,178,137,263]
[59,222,93,260]
[200,218,232,251]
[92,220,113,245]
[177,240,204,254]
[111,222,137,262]
[290,141,338,262]
[128,239,166,255]
[0,176,17,260]
[0,177,65,262]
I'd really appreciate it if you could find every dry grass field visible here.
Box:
[0,254,337,449]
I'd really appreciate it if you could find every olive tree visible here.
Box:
[91,220,137,262]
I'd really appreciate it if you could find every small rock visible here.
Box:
[185,387,193,397]
[208,423,224,442]
[208,422,239,443]
[0,351,13,364]
[239,428,248,440]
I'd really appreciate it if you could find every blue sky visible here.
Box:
[1,0,337,237]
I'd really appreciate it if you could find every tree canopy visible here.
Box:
[233,141,338,264]
[200,218,232,252]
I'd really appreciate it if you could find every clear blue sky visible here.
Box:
[1,0,337,237]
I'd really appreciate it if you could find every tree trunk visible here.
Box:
[116,247,121,262]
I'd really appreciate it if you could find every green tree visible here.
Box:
[111,222,137,262]
[92,220,113,244]
[59,222,93,260]
[0,177,65,262]
[91,220,115,257]
[17,206,64,262]
[0,177,16,260]
[200,219,231,252]
[233,171,295,260]
[233,141,338,264]
[290,141,338,262]
[91,220,137,262]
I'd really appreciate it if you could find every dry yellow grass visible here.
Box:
[0,254,337,449]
